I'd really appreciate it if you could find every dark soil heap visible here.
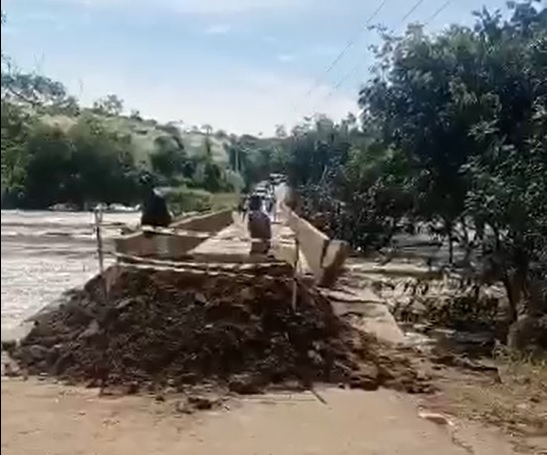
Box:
[9,265,430,394]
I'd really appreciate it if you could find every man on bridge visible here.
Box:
[247,194,272,255]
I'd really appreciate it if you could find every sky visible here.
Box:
[2,0,506,135]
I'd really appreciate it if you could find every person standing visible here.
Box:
[247,194,272,255]
[270,192,277,222]
[140,176,172,228]
[265,195,274,218]
[237,193,248,222]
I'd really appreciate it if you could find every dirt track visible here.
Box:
[2,378,519,455]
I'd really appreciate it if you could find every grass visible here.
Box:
[165,188,238,216]
[209,192,239,211]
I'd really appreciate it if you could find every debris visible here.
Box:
[228,374,263,395]
[175,397,194,414]
[28,345,49,362]
[418,411,454,426]
[187,394,220,410]
[1,340,17,355]
[3,362,21,378]
[80,320,101,340]
[12,266,431,398]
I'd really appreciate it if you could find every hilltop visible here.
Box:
[40,111,231,166]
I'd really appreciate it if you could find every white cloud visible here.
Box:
[204,23,232,35]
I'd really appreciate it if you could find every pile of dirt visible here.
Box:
[7,265,430,394]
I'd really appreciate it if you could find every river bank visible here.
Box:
[1,210,139,333]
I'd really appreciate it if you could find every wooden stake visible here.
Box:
[94,206,111,394]
[94,207,106,279]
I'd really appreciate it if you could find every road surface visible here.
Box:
[1,379,517,455]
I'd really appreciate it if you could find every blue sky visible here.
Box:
[2,0,505,134]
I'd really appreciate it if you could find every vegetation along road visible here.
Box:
[1,1,546,454]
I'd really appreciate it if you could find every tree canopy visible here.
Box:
[282,1,546,332]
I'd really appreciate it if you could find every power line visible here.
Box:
[399,0,428,24]
[321,0,453,106]
[292,0,390,111]
[423,0,453,24]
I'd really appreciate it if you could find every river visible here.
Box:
[1,210,140,333]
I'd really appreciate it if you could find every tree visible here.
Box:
[151,134,188,182]
[93,94,124,116]
[355,0,546,328]
[275,124,287,138]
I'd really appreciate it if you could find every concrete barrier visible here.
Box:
[114,230,210,260]
[170,209,233,233]
[284,208,349,287]
[114,209,234,260]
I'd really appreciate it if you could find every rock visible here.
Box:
[239,288,254,301]
[46,344,63,365]
[187,394,219,410]
[508,315,547,352]
[175,398,194,415]
[53,352,74,375]
[1,340,17,354]
[349,374,379,391]
[193,293,207,306]
[36,361,50,373]
[307,349,323,366]
[80,320,102,340]
[126,381,139,395]
[27,345,49,362]
[349,365,380,391]
[178,373,198,385]
[115,298,134,311]
[86,379,101,388]
[3,362,21,377]
[228,374,263,395]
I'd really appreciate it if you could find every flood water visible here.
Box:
[1,210,140,332]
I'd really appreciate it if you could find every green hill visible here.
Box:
[40,111,230,166]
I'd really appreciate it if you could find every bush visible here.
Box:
[164,187,213,215]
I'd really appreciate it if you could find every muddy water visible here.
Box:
[1,210,139,332]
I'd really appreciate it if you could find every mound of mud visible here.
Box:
[10,265,430,394]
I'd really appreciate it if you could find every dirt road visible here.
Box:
[2,379,518,455]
